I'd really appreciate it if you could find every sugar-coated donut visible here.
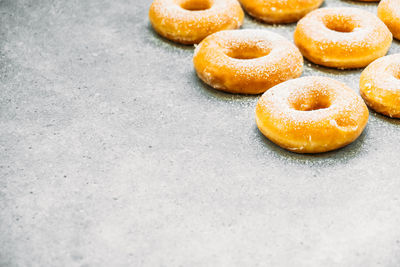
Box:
[256,76,369,153]
[238,0,324,24]
[149,0,244,44]
[294,7,393,69]
[193,29,303,94]
[378,0,400,40]
[360,54,400,118]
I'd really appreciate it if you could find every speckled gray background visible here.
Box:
[1,0,400,266]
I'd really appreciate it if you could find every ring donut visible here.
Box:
[193,29,303,94]
[238,0,324,24]
[149,0,244,44]
[294,7,393,69]
[378,0,400,40]
[256,76,369,153]
[360,54,400,118]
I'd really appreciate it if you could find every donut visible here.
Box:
[378,0,400,40]
[294,7,393,69]
[149,0,244,44]
[193,29,303,94]
[256,76,369,153]
[360,54,400,118]
[238,0,324,24]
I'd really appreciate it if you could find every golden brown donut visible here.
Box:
[378,0,400,40]
[193,29,303,94]
[238,0,324,24]
[149,0,244,44]
[360,54,400,118]
[294,7,393,69]
[256,76,369,153]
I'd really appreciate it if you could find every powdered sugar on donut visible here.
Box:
[258,76,366,130]
[255,76,369,153]
[360,54,400,117]
[378,0,400,40]
[294,7,392,68]
[149,0,244,44]
[193,29,303,94]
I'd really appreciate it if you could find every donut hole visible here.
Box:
[179,0,213,11]
[226,45,271,60]
[289,89,331,111]
[323,16,357,33]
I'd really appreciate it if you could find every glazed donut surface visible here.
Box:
[294,7,393,69]
[378,0,400,40]
[256,76,369,153]
[149,0,244,44]
[193,29,303,94]
[360,54,400,118]
[239,0,324,24]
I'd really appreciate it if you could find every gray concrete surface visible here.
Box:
[1,0,400,266]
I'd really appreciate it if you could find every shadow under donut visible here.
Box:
[191,70,260,103]
[252,123,368,166]
[144,23,196,51]
[371,110,400,126]
[242,13,298,29]
[303,58,362,75]
[389,39,400,54]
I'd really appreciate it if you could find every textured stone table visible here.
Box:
[1,0,400,266]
